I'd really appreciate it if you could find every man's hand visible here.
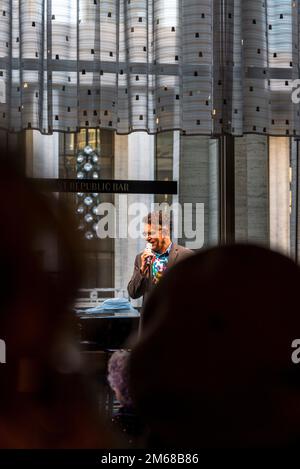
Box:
[140,248,154,276]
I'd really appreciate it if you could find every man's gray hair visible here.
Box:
[143,210,172,234]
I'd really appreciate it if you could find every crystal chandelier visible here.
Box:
[75,145,101,241]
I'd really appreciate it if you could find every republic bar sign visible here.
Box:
[28,178,178,195]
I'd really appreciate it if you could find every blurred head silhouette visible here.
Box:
[129,244,300,448]
[0,156,117,448]
[0,163,79,368]
[108,350,132,407]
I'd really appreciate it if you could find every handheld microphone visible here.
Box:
[145,242,153,265]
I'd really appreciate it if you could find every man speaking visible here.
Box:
[127,211,193,323]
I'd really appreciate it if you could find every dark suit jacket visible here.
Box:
[127,243,193,310]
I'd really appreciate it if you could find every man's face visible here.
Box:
[143,223,164,252]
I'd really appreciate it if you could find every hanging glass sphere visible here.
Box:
[92,154,99,164]
[92,172,99,179]
[84,145,93,155]
[76,205,85,214]
[85,231,94,241]
[78,154,86,163]
[78,223,85,231]
[92,223,98,232]
[92,206,98,215]
[84,213,94,224]
[77,192,84,198]
[83,162,93,172]
[92,193,99,197]
[77,152,85,163]
[77,171,84,179]
[84,196,93,206]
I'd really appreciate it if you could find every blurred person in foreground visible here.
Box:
[0,161,120,448]
[129,244,300,448]
[107,350,145,446]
